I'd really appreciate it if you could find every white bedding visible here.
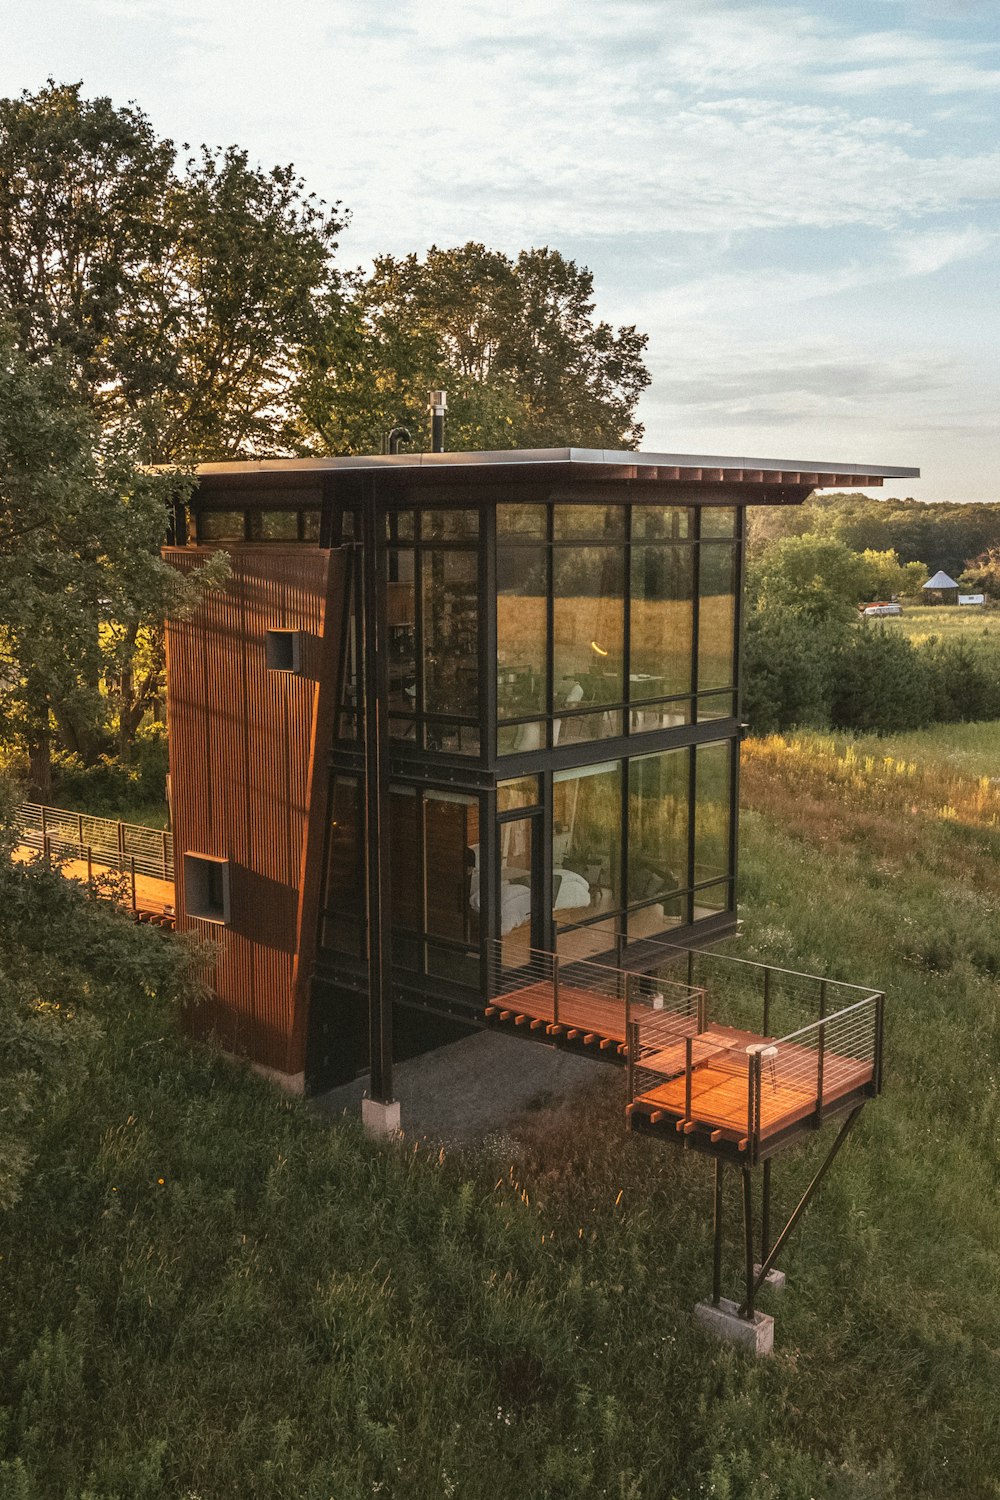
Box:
[469,866,593,935]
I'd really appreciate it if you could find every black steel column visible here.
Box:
[361,475,394,1103]
[712,1159,724,1305]
[741,1167,755,1320]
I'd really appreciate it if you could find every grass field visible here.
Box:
[3,723,1000,1497]
[878,602,1000,655]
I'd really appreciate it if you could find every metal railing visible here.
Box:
[17,802,174,883]
[624,938,883,1160]
[487,937,705,1050]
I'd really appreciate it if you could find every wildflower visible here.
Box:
[157,1177,165,1185]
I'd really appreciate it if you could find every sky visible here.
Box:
[4,0,999,501]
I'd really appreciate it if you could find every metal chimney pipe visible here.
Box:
[429,389,447,452]
[387,426,411,455]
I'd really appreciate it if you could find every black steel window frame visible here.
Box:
[494,503,741,756]
[192,504,324,544]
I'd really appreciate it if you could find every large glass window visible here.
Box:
[552,762,622,928]
[385,784,482,985]
[497,545,548,723]
[693,740,733,887]
[697,539,737,694]
[628,749,689,922]
[422,549,479,720]
[630,544,694,701]
[552,547,624,742]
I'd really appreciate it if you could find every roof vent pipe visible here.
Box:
[429,389,447,452]
[387,426,411,455]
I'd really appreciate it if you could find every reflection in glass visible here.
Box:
[423,549,479,717]
[497,546,547,720]
[389,786,420,938]
[387,511,415,541]
[694,740,732,886]
[252,509,299,540]
[632,507,690,541]
[628,749,689,926]
[552,505,625,540]
[497,720,546,754]
[692,881,731,919]
[497,776,541,812]
[302,510,321,541]
[701,507,736,538]
[552,763,621,927]
[321,775,364,956]
[387,549,417,724]
[497,812,537,966]
[697,692,735,723]
[424,791,479,944]
[426,721,480,755]
[697,542,737,692]
[422,509,478,539]
[497,504,547,538]
[630,545,694,700]
[552,547,624,727]
[554,708,623,745]
[197,510,244,541]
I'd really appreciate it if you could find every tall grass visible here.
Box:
[3,727,1000,1496]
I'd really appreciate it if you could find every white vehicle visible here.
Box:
[862,602,902,618]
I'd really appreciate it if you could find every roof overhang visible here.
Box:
[191,446,919,491]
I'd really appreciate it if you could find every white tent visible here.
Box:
[923,570,959,590]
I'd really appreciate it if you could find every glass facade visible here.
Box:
[492,502,739,754]
[319,496,741,990]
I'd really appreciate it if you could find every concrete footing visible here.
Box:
[694,1298,774,1357]
[754,1264,787,1292]
[361,1097,401,1139]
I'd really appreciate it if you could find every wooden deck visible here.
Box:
[487,978,874,1153]
[14,845,176,926]
[630,1028,873,1145]
[485,980,628,1052]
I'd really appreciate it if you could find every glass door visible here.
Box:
[497,810,543,970]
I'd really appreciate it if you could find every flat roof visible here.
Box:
[193,446,919,488]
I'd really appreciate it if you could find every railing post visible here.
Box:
[684,1035,693,1121]
[626,1018,638,1110]
[78,812,84,856]
[552,951,559,1029]
[762,966,772,1035]
[697,986,706,1032]
[87,845,93,884]
[41,805,47,848]
[162,829,169,880]
[117,819,126,873]
[130,856,137,911]
[873,992,885,1094]
[816,982,827,1124]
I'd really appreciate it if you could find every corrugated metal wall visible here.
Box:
[164,545,346,1078]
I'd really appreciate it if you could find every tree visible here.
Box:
[750,533,870,624]
[294,242,650,453]
[960,546,1000,600]
[0,81,347,462]
[0,326,223,796]
[856,548,927,601]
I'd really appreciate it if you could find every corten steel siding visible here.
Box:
[164,545,347,1076]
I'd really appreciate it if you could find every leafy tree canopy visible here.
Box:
[294,241,651,454]
[0,80,347,462]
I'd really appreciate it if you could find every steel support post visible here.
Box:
[741,1167,755,1320]
[361,479,394,1104]
[712,1159,724,1305]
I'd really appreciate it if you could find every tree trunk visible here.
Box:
[26,732,52,804]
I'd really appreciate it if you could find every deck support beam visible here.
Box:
[712,1158,724,1305]
[738,1106,863,1316]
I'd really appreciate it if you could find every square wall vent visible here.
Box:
[265,630,302,672]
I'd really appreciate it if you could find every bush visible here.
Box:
[830,627,930,733]
[51,724,168,821]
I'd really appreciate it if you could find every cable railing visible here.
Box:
[17,802,174,883]
[487,937,705,1052]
